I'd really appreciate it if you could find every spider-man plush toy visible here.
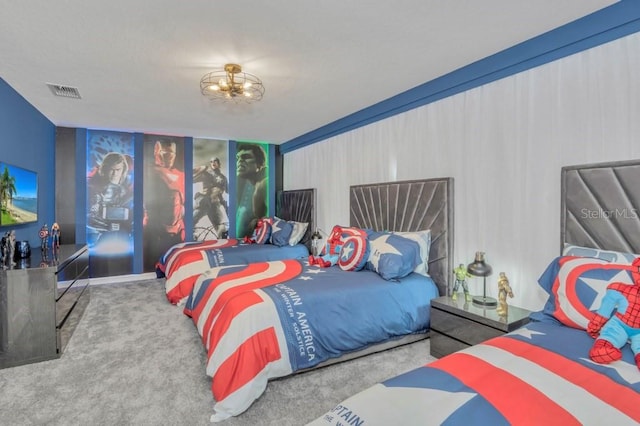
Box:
[588,257,640,369]
[308,225,343,267]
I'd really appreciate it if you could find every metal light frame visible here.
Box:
[200,63,265,103]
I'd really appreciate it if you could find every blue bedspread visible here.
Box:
[262,267,438,370]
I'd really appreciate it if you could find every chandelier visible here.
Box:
[200,63,264,102]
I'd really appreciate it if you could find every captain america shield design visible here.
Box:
[338,235,369,271]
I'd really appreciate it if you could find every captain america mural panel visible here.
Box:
[142,134,186,272]
[86,130,135,277]
[192,138,229,241]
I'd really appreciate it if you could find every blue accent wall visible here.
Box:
[280,0,640,154]
[0,78,55,246]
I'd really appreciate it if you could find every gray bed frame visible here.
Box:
[350,177,454,297]
[297,177,454,372]
[561,159,640,253]
[275,188,316,252]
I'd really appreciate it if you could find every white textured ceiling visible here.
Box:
[0,0,616,144]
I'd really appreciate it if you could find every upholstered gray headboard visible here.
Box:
[276,188,316,251]
[561,159,640,254]
[349,178,454,297]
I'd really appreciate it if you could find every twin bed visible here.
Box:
[160,160,640,424]
[158,179,454,422]
[309,159,640,425]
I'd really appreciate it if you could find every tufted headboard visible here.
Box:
[561,159,640,254]
[276,188,317,252]
[349,178,454,297]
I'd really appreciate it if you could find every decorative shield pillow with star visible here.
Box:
[251,218,273,244]
[338,235,369,271]
[534,256,636,330]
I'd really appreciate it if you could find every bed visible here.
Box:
[160,188,316,304]
[183,178,454,421]
[308,159,640,425]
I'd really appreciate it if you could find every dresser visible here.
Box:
[430,295,531,358]
[0,244,89,369]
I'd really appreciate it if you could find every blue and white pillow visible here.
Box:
[270,218,294,247]
[393,229,431,276]
[366,232,422,280]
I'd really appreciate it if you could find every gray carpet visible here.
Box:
[0,279,436,425]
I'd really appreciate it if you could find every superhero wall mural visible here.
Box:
[86,130,135,277]
[235,142,269,238]
[192,138,229,241]
[80,131,271,277]
[143,135,186,272]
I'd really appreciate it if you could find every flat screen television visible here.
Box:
[0,162,38,226]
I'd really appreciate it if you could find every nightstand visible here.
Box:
[429,295,532,358]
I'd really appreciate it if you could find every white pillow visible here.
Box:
[562,244,639,264]
[393,229,431,276]
[287,221,309,246]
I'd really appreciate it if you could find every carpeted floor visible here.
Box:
[0,279,436,425]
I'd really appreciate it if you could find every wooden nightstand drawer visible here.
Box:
[431,308,504,346]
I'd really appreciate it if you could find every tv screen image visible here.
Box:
[0,162,38,225]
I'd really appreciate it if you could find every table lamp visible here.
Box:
[467,251,496,307]
[310,228,323,257]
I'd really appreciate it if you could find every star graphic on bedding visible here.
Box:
[581,270,634,310]
[510,327,545,339]
[305,268,325,274]
[368,235,401,271]
[299,275,312,281]
[580,357,640,384]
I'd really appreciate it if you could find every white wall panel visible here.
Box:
[284,32,640,311]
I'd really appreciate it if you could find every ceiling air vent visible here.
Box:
[46,83,82,99]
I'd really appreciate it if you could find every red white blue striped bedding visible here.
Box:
[182,258,439,422]
[156,239,240,278]
[309,320,640,425]
[162,240,309,305]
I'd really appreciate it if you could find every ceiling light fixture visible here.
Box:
[200,63,264,102]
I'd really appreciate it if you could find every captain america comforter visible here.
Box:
[309,319,640,425]
[183,258,439,422]
[162,240,309,305]
[156,239,240,278]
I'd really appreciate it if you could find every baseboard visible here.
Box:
[89,272,157,286]
[58,272,158,288]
